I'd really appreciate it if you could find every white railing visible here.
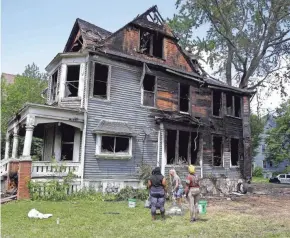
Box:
[0,158,10,177]
[31,161,81,178]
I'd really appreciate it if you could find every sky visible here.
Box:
[2,0,288,113]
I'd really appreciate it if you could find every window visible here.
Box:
[139,29,163,58]
[279,174,286,178]
[142,74,156,107]
[65,65,80,97]
[179,84,189,113]
[93,63,109,99]
[213,91,222,116]
[231,138,239,166]
[51,71,58,101]
[269,161,273,167]
[226,94,241,118]
[61,124,75,160]
[166,130,200,165]
[213,136,223,166]
[263,160,266,168]
[96,135,132,157]
[286,175,290,179]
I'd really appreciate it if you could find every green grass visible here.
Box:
[2,199,290,238]
[252,176,269,183]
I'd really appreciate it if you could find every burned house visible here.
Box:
[2,6,254,194]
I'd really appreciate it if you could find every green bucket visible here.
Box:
[128,199,136,208]
[198,200,207,214]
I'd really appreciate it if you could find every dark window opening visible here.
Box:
[143,74,155,107]
[231,138,239,166]
[226,94,233,115]
[166,130,176,164]
[213,91,222,116]
[61,124,75,160]
[180,84,189,113]
[191,132,199,165]
[65,65,80,97]
[71,35,83,52]
[179,131,189,163]
[139,29,163,58]
[234,96,241,117]
[51,71,58,101]
[101,136,130,154]
[94,63,109,98]
[263,160,266,168]
[262,144,265,152]
[269,161,273,167]
[213,136,223,166]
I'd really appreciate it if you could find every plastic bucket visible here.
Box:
[128,199,136,208]
[198,200,207,214]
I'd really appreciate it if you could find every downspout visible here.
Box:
[160,123,166,176]
[157,130,160,167]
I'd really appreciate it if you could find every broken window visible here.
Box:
[226,94,233,115]
[179,84,189,113]
[142,74,155,107]
[51,71,58,101]
[213,136,223,166]
[213,91,222,116]
[61,124,75,160]
[139,29,163,58]
[231,138,239,166]
[101,136,130,155]
[166,130,200,165]
[234,96,241,117]
[65,65,80,97]
[93,63,109,99]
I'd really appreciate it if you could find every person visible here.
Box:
[148,167,166,220]
[184,165,200,222]
[169,169,184,206]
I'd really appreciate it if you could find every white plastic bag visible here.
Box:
[28,208,53,219]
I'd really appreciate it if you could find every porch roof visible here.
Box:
[93,119,134,136]
[7,103,84,132]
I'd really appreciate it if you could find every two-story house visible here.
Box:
[2,6,254,193]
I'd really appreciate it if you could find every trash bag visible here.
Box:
[28,209,53,219]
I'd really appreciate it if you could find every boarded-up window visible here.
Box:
[65,65,80,97]
[213,136,223,166]
[179,84,189,113]
[213,91,222,116]
[51,71,58,101]
[231,138,239,166]
[142,74,155,107]
[94,63,109,99]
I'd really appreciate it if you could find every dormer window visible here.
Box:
[139,29,163,58]
[65,65,80,97]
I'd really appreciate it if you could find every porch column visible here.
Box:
[22,115,35,158]
[4,133,10,159]
[12,126,19,158]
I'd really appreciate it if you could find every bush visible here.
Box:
[253,166,263,177]
[115,186,148,201]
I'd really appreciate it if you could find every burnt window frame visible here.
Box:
[95,134,132,159]
[225,93,242,118]
[212,134,224,167]
[212,90,223,117]
[64,64,81,98]
[178,83,191,114]
[141,73,157,108]
[138,29,164,59]
[230,137,240,167]
[91,61,111,101]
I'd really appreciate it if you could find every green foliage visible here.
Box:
[138,163,152,186]
[265,99,290,164]
[115,186,148,201]
[168,0,290,89]
[22,63,48,80]
[250,114,265,157]
[253,167,263,177]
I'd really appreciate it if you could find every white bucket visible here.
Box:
[128,199,136,208]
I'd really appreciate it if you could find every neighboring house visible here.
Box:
[2,6,254,193]
[253,114,289,176]
[1,73,16,84]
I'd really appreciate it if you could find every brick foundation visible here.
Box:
[17,159,32,199]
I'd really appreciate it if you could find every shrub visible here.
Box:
[115,186,148,201]
[138,163,152,186]
[253,166,263,177]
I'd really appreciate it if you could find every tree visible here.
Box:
[250,114,265,157]
[168,0,290,89]
[22,63,49,80]
[265,99,290,164]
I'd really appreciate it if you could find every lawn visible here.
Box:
[2,195,290,238]
[252,176,270,183]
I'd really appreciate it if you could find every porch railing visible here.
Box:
[0,158,10,177]
[31,161,81,178]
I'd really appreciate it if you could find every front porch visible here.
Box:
[2,103,84,180]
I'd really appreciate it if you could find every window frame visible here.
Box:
[51,70,58,102]
[91,61,112,101]
[64,64,81,99]
[212,90,223,118]
[225,93,242,118]
[95,134,132,159]
[212,134,224,167]
[230,137,240,168]
[178,83,191,115]
[141,73,157,108]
